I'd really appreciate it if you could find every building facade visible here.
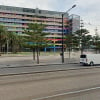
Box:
[0,5,79,52]
[69,14,80,34]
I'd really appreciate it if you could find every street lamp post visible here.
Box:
[61,5,76,63]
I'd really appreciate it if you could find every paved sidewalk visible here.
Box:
[0,53,80,68]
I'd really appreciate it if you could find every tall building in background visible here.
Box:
[0,5,80,52]
[68,14,80,34]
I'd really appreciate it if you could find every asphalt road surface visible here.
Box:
[0,63,81,75]
[0,67,100,100]
[38,89,100,100]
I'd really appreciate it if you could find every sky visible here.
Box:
[0,0,100,35]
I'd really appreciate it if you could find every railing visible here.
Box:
[0,14,65,23]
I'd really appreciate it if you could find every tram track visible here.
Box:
[0,67,100,86]
[0,65,100,77]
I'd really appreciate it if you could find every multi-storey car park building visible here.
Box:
[69,14,80,34]
[0,5,80,52]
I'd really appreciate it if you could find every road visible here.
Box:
[0,67,100,100]
[0,63,81,75]
[37,88,100,100]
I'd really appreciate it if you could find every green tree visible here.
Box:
[0,25,24,55]
[7,32,25,53]
[24,23,50,64]
[92,34,100,53]
[74,29,90,54]
[65,33,79,58]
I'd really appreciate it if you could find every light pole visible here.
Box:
[61,4,76,63]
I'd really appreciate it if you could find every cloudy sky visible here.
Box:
[0,0,100,35]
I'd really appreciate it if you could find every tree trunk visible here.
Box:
[96,48,98,54]
[68,48,71,59]
[81,43,83,55]
[32,48,35,60]
[81,49,83,55]
[36,47,39,64]
[39,48,40,56]
[0,44,1,56]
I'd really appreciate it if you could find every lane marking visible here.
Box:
[32,86,100,100]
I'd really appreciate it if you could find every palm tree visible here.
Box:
[0,25,8,55]
[7,32,25,53]
[0,24,24,55]
[24,23,50,64]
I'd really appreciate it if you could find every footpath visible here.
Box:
[0,52,80,68]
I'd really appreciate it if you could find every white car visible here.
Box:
[80,54,100,66]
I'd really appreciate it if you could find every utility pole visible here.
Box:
[80,19,84,54]
[61,4,76,63]
[95,27,98,35]
[95,27,98,54]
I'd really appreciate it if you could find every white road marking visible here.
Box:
[32,86,100,100]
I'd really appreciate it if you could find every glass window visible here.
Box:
[80,55,86,58]
[23,8,35,13]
